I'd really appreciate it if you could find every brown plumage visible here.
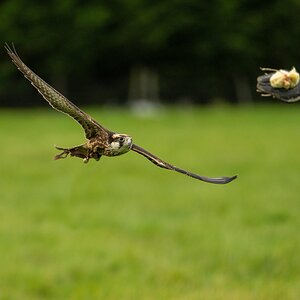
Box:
[5,43,237,184]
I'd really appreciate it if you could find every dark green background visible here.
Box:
[1,0,299,106]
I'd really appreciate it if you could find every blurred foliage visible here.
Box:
[1,0,300,106]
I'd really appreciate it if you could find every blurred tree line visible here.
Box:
[1,0,300,107]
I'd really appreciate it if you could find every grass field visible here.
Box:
[0,105,300,300]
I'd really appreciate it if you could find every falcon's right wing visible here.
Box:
[131,144,237,184]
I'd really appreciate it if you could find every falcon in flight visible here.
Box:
[5,44,236,184]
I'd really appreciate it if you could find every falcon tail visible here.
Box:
[131,144,237,184]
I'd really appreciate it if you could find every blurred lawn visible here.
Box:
[0,105,300,300]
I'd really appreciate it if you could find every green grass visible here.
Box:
[0,105,300,299]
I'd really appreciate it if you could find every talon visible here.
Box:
[83,157,89,163]
[54,150,69,160]
[54,144,89,160]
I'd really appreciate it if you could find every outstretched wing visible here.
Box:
[257,68,300,103]
[5,43,111,139]
[131,144,237,184]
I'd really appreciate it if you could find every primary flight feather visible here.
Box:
[5,44,236,184]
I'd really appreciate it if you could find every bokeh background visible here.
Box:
[1,1,300,299]
[2,0,300,107]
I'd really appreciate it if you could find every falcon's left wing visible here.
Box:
[131,144,237,184]
[5,43,111,139]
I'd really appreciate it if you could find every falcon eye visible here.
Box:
[119,137,125,142]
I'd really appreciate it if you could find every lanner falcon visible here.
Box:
[5,44,237,184]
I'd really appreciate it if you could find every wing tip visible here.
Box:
[4,42,17,55]
[204,174,237,184]
[223,174,237,184]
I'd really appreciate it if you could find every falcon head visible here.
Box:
[109,133,132,156]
